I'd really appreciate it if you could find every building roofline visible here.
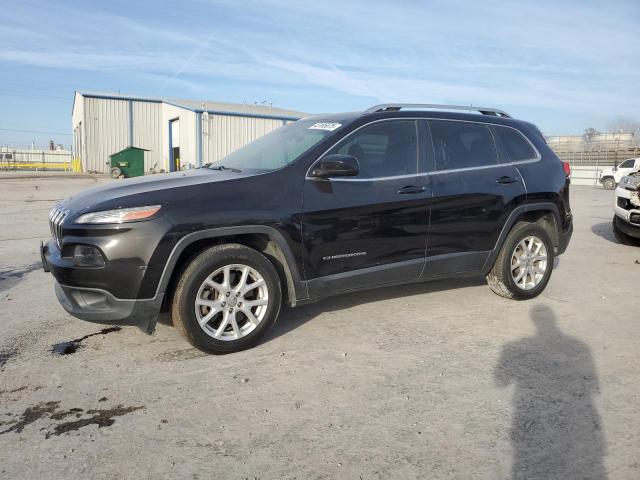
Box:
[74,91,305,121]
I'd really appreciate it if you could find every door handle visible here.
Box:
[397,185,426,195]
[496,176,518,185]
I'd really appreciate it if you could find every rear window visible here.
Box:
[492,126,537,162]
[429,120,498,171]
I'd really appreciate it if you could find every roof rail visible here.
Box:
[363,103,511,118]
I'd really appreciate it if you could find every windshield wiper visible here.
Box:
[207,164,242,173]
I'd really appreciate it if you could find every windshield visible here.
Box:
[208,120,339,172]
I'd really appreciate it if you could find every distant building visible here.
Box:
[71,91,306,174]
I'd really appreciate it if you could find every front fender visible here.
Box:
[154,225,308,304]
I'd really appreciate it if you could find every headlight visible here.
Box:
[74,205,161,224]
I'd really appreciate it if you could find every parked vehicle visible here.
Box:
[599,157,640,189]
[42,104,573,354]
[612,172,640,246]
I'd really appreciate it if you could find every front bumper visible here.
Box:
[42,241,164,333]
[614,186,640,238]
[613,213,640,239]
[53,282,163,334]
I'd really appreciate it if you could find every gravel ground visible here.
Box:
[0,176,638,479]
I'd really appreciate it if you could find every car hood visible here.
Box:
[61,168,249,213]
[620,173,640,191]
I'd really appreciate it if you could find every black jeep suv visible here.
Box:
[42,104,572,354]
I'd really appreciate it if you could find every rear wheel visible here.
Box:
[613,216,640,246]
[172,244,282,354]
[486,222,555,300]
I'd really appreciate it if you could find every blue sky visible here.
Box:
[1,0,639,148]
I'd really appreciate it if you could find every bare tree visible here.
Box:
[583,127,599,150]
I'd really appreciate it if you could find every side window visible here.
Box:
[620,159,635,168]
[328,120,417,178]
[492,126,537,162]
[429,121,497,171]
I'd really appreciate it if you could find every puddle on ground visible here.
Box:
[0,401,144,438]
[51,326,122,356]
[0,263,42,293]
[47,405,144,438]
[0,401,60,434]
[0,347,18,368]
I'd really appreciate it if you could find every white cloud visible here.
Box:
[1,0,639,131]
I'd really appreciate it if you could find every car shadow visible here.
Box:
[494,305,607,479]
[591,221,617,243]
[264,276,486,343]
[156,276,487,342]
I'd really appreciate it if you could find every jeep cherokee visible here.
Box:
[42,103,573,354]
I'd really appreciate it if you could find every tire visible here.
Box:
[110,167,122,179]
[486,222,555,300]
[602,177,616,190]
[612,216,640,246]
[171,244,282,354]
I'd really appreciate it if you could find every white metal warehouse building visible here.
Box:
[71,91,306,174]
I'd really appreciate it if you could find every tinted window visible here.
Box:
[429,121,497,170]
[493,126,537,162]
[329,120,417,178]
[620,159,635,168]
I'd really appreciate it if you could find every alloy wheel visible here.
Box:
[194,264,269,341]
[510,236,548,290]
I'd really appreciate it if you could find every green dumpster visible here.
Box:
[109,146,148,178]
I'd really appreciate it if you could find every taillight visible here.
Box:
[562,161,571,177]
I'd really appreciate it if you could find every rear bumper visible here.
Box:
[556,218,573,255]
[54,282,163,333]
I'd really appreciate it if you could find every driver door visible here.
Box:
[301,119,430,298]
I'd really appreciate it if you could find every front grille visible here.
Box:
[631,213,640,225]
[49,205,70,249]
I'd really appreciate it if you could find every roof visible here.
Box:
[109,146,149,157]
[75,91,307,120]
[305,109,528,128]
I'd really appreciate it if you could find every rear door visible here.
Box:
[302,119,430,297]
[424,120,526,276]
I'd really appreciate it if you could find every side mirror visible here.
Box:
[613,161,618,171]
[309,154,359,178]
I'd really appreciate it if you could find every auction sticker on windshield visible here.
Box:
[309,122,342,131]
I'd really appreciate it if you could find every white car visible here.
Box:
[600,157,640,189]
[612,173,640,246]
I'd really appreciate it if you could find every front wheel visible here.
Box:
[602,177,616,190]
[171,244,282,354]
[486,222,555,300]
